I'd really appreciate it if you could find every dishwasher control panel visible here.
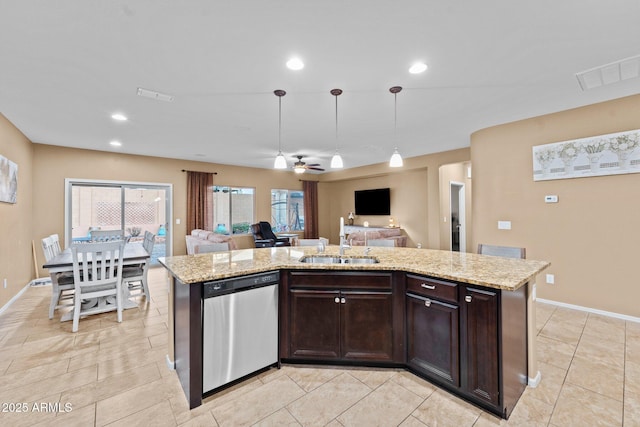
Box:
[203,270,280,298]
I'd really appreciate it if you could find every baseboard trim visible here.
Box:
[0,282,32,316]
[165,354,175,370]
[537,298,640,323]
[528,370,542,388]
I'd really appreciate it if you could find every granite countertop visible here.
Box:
[159,246,550,291]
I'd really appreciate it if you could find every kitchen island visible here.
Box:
[160,246,549,418]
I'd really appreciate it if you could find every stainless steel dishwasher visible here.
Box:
[202,271,279,394]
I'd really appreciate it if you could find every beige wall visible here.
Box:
[0,114,34,308]
[471,93,640,317]
[31,144,303,278]
[317,148,471,248]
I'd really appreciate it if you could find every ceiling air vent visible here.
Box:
[136,87,175,102]
[576,54,640,91]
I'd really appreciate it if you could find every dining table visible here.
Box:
[43,243,150,321]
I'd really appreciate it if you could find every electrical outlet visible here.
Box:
[546,274,555,284]
[3,278,6,289]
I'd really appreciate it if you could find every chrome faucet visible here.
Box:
[339,233,351,256]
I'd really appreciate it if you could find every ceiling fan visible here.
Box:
[292,155,325,174]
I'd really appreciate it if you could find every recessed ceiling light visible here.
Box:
[111,113,128,121]
[110,140,122,147]
[409,62,428,74]
[286,57,304,71]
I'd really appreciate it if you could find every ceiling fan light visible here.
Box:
[389,148,403,167]
[294,165,306,174]
[274,151,287,169]
[330,152,344,168]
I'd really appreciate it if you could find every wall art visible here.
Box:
[533,129,640,181]
[0,154,18,204]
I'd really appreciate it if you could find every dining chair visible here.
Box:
[367,239,395,247]
[477,243,526,259]
[42,234,75,319]
[90,229,127,242]
[194,242,229,253]
[122,231,155,300]
[70,240,125,332]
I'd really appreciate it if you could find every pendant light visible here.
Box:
[273,89,288,169]
[330,88,344,169]
[389,86,404,167]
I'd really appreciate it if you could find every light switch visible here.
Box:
[176,218,181,225]
[546,274,555,284]
[498,221,511,230]
[545,195,559,203]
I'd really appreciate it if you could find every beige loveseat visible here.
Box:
[185,229,255,254]
[347,228,407,247]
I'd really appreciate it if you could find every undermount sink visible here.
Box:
[299,255,379,264]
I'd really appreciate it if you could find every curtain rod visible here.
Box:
[181,169,218,174]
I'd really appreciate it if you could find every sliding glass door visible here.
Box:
[66,179,172,265]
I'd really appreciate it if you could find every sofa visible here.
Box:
[347,228,407,247]
[185,229,256,254]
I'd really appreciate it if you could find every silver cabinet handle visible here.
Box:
[465,295,472,303]
[421,284,436,290]
[341,297,346,304]
[424,299,431,307]
[334,297,340,303]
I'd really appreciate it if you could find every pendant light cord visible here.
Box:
[278,95,282,152]
[335,94,338,149]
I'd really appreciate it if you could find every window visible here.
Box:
[213,186,255,234]
[271,189,304,232]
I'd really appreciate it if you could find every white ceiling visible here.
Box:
[2,1,640,173]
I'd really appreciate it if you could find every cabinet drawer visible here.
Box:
[406,274,458,304]
[289,271,392,290]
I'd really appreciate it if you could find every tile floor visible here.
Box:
[0,268,638,426]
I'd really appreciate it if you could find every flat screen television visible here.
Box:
[354,188,390,215]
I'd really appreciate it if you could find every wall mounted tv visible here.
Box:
[354,188,391,215]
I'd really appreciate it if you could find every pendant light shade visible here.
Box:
[273,90,288,169]
[330,88,344,169]
[331,152,344,168]
[389,86,403,168]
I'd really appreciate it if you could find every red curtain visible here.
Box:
[303,180,319,238]
[186,171,214,232]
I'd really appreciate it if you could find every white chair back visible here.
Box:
[70,240,125,332]
[142,231,156,254]
[41,234,63,262]
[297,238,329,247]
[194,243,229,253]
[90,229,126,242]
[477,244,526,259]
[367,239,395,247]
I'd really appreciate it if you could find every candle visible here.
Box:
[339,217,344,236]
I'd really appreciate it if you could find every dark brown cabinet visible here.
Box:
[461,286,499,407]
[406,292,459,387]
[406,275,527,419]
[278,270,527,419]
[284,271,397,363]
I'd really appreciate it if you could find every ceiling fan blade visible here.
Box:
[306,163,321,167]
[307,166,325,171]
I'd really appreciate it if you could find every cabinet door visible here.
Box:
[341,291,393,362]
[406,293,459,386]
[462,287,499,407]
[289,289,341,359]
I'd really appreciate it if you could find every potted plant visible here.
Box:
[582,139,607,172]
[608,133,639,169]
[558,142,579,174]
